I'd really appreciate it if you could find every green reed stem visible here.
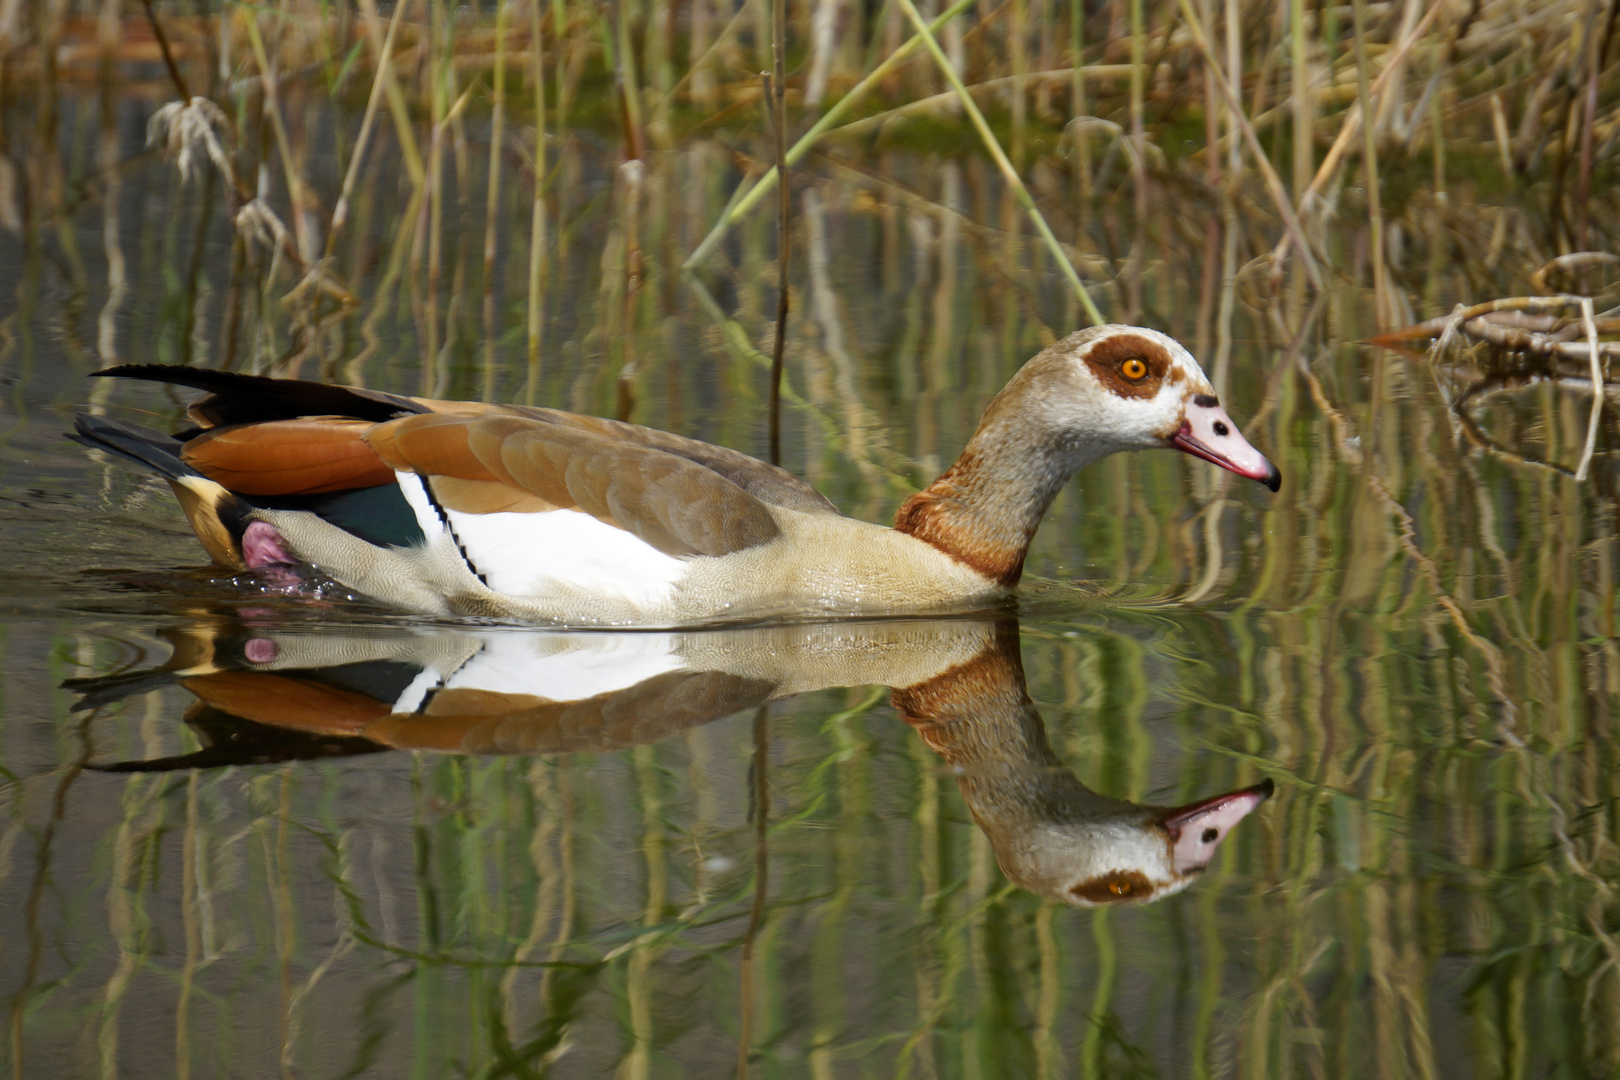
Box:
[660,0,755,110]
[1288,0,1313,314]
[1071,0,1092,202]
[891,0,1106,325]
[1125,0,1146,317]
[683,0,978,271]
[1011,0,1027,169]
[527,0,549,403]
[483,0,507,401]
[242,13,313,260]
[612,0,646,160]
[328,0,410,256]
[1351,0,1386,328]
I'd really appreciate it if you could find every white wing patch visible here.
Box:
[394,470,687,607]
[390,631,684,712]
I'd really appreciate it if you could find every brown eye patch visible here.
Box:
[1069,870,1156,905]
[1080,333,1176,400]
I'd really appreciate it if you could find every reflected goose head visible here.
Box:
[983,325,1279,489]
[971,774,1274,906]
[893,620,1274,907]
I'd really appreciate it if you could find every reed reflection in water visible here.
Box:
[20,610,1278,1077]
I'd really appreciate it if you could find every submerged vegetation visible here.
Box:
[0,0,1618,1076]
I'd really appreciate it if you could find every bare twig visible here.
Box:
[1575,296,1605,481]
[1174,0,1322,291]
[139,0,191,101]
[766,75,789,465]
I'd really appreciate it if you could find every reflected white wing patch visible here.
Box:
[448,631,683,700]
[395,471,687,606]
[390,631,684,712]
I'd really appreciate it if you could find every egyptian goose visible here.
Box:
[72,325,1279,624]
[73,614,1273,907]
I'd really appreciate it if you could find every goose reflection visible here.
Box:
[69,615,1271,905]
[894,621,1272,905]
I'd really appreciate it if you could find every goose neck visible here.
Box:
[893,416,1103,586]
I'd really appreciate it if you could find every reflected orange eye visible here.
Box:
[1121,358,1148,380]
[1108,879,1134,895]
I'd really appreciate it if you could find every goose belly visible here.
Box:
[673,510,1009,620]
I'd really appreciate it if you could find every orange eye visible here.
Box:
[1108,879,1134,895]
[1121,358,1148,380]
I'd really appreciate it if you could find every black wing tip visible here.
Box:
[68,413,196,479]
[91,363,190,378]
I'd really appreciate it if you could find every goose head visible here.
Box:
[962,773,1275,906]
[895,325,1279,585]
[981,325,1280,489]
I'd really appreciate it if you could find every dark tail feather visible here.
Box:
[63,669,181,711]
[72,413,256,563]
[70,414,196,479]
[86,708,388,771]
[92,364,428,427]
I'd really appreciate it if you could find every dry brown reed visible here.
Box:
[13,0,1615,378]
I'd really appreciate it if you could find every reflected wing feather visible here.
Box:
[371,670,778,754]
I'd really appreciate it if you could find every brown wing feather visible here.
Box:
[502,406,841,516]
[428,477,555,515]
[181,418,395,495]
[497,422,781,556]
[365,412,506,484]
[363,410,783,556]
[478,417,580,507]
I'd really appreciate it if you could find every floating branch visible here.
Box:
[1379,283,1620,480]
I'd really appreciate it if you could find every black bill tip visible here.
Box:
[1262,461,1282,492]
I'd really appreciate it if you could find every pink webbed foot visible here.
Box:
[239,521,310,593]
[242,521,295,568]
